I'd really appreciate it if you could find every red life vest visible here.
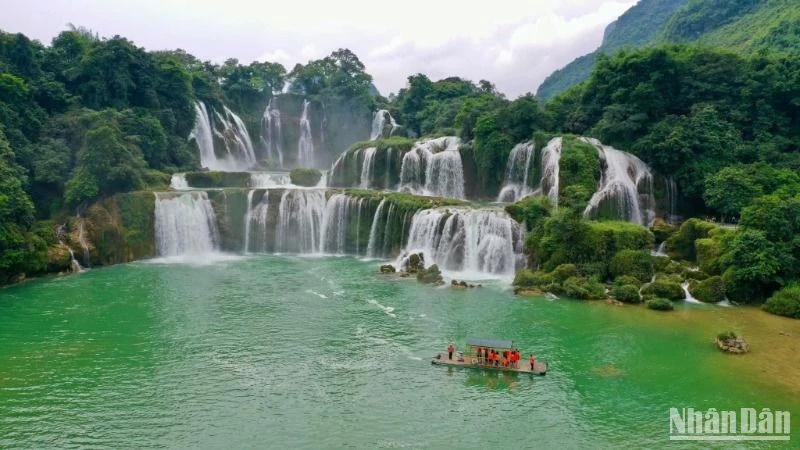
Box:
[448,344,454,352]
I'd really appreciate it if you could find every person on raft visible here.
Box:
[448,342,455,360]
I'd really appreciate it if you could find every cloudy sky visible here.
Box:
[0,0,636,98]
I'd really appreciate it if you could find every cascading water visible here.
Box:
[366,199,387,258]
[170,173,189,190]
[297,100,315,167]
[250,172,291,188]
[665,178,678,224]
[580,137,655,226]
[360,147,377,188]
[400,208,524,277]
[261,97,284,168]
[399,137,464,199]
[275,190,325,253]
[496,142,536,203]
[319,194,360,254]
[189,101,217,170]
[154,192,219,257]
[540,137,562,206]
[370,109,400,140]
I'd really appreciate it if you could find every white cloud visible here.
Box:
[0,0,636,97]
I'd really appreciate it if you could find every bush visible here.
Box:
[561,276,606,300]
[695,237,723,275]
[290,168,322,187]
[642,280,684,301]
[614,275,641,287]
[762,284,800,319]
[652,255,670,273]
[551,264,578,283]
[646,297,674,311]
[689,276,726,303]
[717,331,738,341]
[513,269,554,288]
[184,171,251,188]
[666,218,718,261]
[609,250,653,283]
[505,196,552,230]
[612,284,641,303]
[650,219,677,244]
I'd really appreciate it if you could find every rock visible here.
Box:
[716,333,749,354]
[606,298,624,307]
[450,279,473,290]
[405,252,425,274]
[514,287,544,297]
[379,264,396,274]
[417,264,443,285]
[398,271,410,278]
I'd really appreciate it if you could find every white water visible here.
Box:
[170,173,189,190]
[497,142,535,203]
[681,281,703,304]
[189,102,217,170]
[275,189,325,253]
[399,207,524,277]
[297,100,315,167]
[540,137,562,206]
[190,101,257,171]
[320,194,356,254]
[370,109,400,140]
[360,147,377,188]
[399,137,464,199]
[366,199,387,258]
[250,172,291,188]
[581,137,655,226]
[154,192,219,257]
[652,241,667,257]
[260,97,284,168]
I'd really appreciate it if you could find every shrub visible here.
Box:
[551,264,578,283]
[609,250,653,283]
[650,219,677,244]
[642,280,684,301]
[652,255,670,273]
[689,276,726,303]
[612,284,641,303]
[666,218,718,261]
[717,331,738,341]
[290,168,322,187]
[762,284,800,319]
[646,297,674,311]
[184,171,251,188]
[561,276,606,300]
[504,196,551,230]
[614,275,641,287]
[695,237,723,275]
[513,269,554,288]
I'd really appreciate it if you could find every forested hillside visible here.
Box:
[537,0,800,99]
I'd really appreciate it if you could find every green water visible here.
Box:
[1,256,797,449]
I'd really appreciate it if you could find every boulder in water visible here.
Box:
[417,264,443,285]
[380,264,396,274]
[404,252,425,274]
[716,331,749,354]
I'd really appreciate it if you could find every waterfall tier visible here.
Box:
[189,101,256,171]
[398,136,465,199]
[399,208,525,277]
[370,110,400,140]
[297,100,316,167]
[260,97,284,168]
[154,192,219,256]
[580,137,655,226]
[497,142,536,203]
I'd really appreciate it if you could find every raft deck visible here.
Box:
[431,353,547,375]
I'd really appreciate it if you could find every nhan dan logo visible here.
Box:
[669,408,790,441]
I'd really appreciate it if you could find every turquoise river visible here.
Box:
[1,256,798,448]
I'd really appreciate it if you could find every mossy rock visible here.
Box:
[380,264,396,274]
[642,280,684,301]
[689,276,726,303]
[514,269,555,288]
[762,284,800,319]
[666,218,719,261]
[551,264,578,283]
[290,168,323,187]
[609,250,653,284]
[560,276,606,300]
[611,284,641,304]
[650,219,678,244]
[184,171,251,188]
[614,275,641,288]
[417,264,444,285]
[646,297,674,311]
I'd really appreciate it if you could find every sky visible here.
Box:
[0,0,637,98]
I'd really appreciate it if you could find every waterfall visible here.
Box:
[370,109,400,140]
[260,97,284,168]
[399,137,464,199]
[497,142,536,203]
[540,137,562,206]
[250,172,291,188]
[665,178,678,224]
[154,192,219,257]
[77,218,90,268]
[297,100,315,167]
[360,147,377,188]
[400,208,524,277]
[189,101,217,170]
[319,194,357,254]
[170,173,189,190]
[366,199,387,257]
[243,190,255,252]
[652,241,667,257]
[682,281,702,304]
[580,137,655,226]
[275,189,325,253]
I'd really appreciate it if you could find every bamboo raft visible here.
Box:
[431,353,548,375]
